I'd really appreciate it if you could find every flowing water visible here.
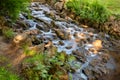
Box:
[18,2,116,80]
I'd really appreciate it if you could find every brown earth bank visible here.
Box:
[0,36,26,74]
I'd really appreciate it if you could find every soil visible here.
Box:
[0,36,26,74]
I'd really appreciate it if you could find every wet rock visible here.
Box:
[92,40,102,50]
[65,46,72,49]
[83,66,109,80]
[59,41,64,46]
[81,25,88,28]
[36,23,49,32]
[32,7,42,11]
[83,53,111,80]
[88,32,94,37]
[31,36,42,45]
[25,29,41,35]
[72,49,86,62]
[44,41,52,48]
[13,33,28,44]
[54,29,70,40]
[77,40,85,47]
[74,32,86,40]
[54,0,65,11]
[34,16,52,27]
[83,68,93,79]
[47,11,55,18]
[36,23,44,30]
[51,21,59,28]
[15,20,29,30]
[21,13,29,19]
[89,48,98,54]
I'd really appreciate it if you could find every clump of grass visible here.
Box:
[2,28,14,39]
[0,67,20,80]
[66,0,111,23]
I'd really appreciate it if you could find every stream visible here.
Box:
[17,2,116,80]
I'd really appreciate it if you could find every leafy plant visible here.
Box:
[21,51,77,80]
[0,67,20,80]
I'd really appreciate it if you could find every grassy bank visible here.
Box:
[102,0,120,14]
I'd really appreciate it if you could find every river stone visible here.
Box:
[36,23,44,30]
[59,41,64,46]
[92,40,102,51]
[54,29,70,40]
[65,46,72,49]
[72,49,86,62]
[25,29,41,35]
[36,22,50,32]
[54,0,65,11]
[15,20,29,30]
[13,33,28,44]
[31,36,42,45]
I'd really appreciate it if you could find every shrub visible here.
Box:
[0,0,30,20]
[66,0,111,23]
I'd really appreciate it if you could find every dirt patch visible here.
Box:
[0,36,26,73]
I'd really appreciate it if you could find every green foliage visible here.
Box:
[22,52,77,80]
[0,67,20,80]
[0,0,30,20]
[2,28,14,39]
[22,43,37,56]
[66,0,111,23]
[103,0,120,14]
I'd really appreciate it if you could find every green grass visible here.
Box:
[2,28,14,39]
[101,0,120,14]
[66,0,111,23]
[0,67,20,80]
